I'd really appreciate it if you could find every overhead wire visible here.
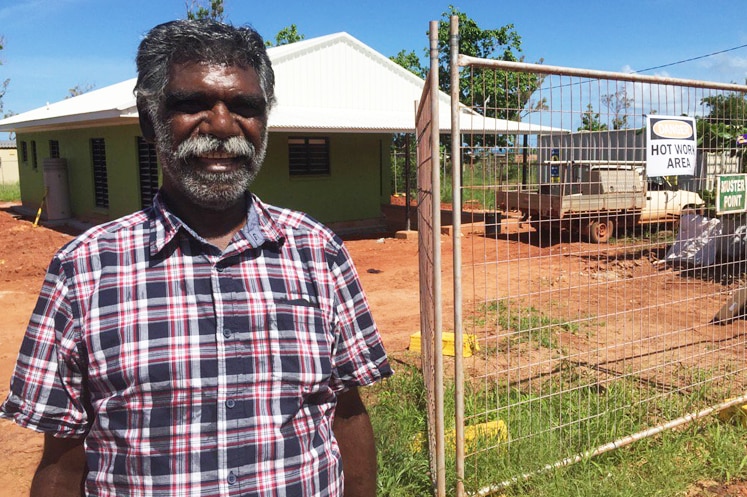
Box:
[632,43,747,75]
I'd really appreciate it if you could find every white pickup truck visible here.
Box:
[637,170,705,225]
[496,161,705,243]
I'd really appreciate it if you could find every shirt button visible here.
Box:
[226,399,236,409]
[216,265,225,273]
[223,328,232,338]
[227,471,237,485]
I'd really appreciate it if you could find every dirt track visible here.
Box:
[0,204,744,495]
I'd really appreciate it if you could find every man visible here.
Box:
[1,19,392,497]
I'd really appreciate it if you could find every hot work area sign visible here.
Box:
[646,115,697,176]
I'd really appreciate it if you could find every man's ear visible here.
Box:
[137,99,157,143]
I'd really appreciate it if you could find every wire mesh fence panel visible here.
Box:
[451,59,747,494]
[416,70,441,490]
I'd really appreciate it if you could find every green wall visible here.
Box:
[253,132,392,223]
[17,124,145,222]
[16,125,393,228]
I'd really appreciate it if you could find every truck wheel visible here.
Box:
[529,216,544,232]
[588,219,614,243]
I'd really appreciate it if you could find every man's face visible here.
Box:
[155,62,269,210]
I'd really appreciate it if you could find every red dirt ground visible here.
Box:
[0,203,744,495]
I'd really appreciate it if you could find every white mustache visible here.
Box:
[175,135,255,161]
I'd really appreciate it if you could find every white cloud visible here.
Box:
[699,53,747,84]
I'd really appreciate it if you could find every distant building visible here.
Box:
[0,140,19,185]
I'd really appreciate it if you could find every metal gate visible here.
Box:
[420,16,747,497]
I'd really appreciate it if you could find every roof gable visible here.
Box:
[271,32,428,109]
[266,32,434,132]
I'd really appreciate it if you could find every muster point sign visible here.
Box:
[646,115,697,177]
[716,174,747,214]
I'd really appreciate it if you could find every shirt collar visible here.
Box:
[148,191,285,256]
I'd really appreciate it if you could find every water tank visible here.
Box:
[43,158,71,220]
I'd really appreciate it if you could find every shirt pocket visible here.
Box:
[267,302,333,393]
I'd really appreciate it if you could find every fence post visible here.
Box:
[450,13,466,497]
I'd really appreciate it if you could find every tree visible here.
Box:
[66,83,96,99]
[392,6,544,122]
[521,96,548,119]
[0,35,9,118]
[602,88,632,130]
[698,92,747,171]
[578,104,608,131]
[700,92,747,122]
[0,78,7,116]
[390,7,545,186]
[186,0,224,21]
[265,24,305,47]
[435,6,544,123]
[389,50,426,79]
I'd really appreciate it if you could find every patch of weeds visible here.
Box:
[0,182,20,202]
[368,365,433,496]
[368,362,747,497]
[476,299,580,351]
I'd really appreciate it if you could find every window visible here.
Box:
[137,137,159,208]
[20,142,28,163]
[49,140,60,159]
[91,138,109,209]
[288,137,330,175]
[30,141,38,169]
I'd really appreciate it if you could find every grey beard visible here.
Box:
[158,133,266,211]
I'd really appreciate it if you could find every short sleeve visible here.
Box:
[326,240,393,393]
[0,256,89,437]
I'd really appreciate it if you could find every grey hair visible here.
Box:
[134,19,275,123]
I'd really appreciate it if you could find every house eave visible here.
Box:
[0,113,139,134]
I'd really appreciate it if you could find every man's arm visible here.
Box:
[31,434,86,497]
[333,387,377,497]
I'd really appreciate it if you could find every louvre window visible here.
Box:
[49,140,60,159]
[30,141,37,169]
[20,142,28,163]
[91,138,109,209]
[137,137,159,208]
[288,137,330,175]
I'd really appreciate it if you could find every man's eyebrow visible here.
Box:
[229,94,267,109]
[163,90,266,108]
[163,90,204,105]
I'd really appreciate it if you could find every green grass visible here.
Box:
[612,225,678,245]
[441,157,523,212]
[475,299,589,352]
[391,154,537,212]
[0,182,20,202]
[368,367,434,496]
[369,363,747,497]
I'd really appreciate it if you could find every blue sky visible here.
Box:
[1,0,746,117]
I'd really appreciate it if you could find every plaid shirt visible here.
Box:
[1,193,392,496]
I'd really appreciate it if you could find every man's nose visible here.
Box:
[201,102,240,138]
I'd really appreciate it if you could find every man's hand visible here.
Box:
[333,387,377,497]
[31,434,86,497]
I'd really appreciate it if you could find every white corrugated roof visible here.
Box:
[0,79,138,132]
[0,32,564,135]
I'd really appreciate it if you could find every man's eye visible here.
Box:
[169,99,206,113]
[231,104,262,118]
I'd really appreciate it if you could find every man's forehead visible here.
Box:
[166,61,263,91]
